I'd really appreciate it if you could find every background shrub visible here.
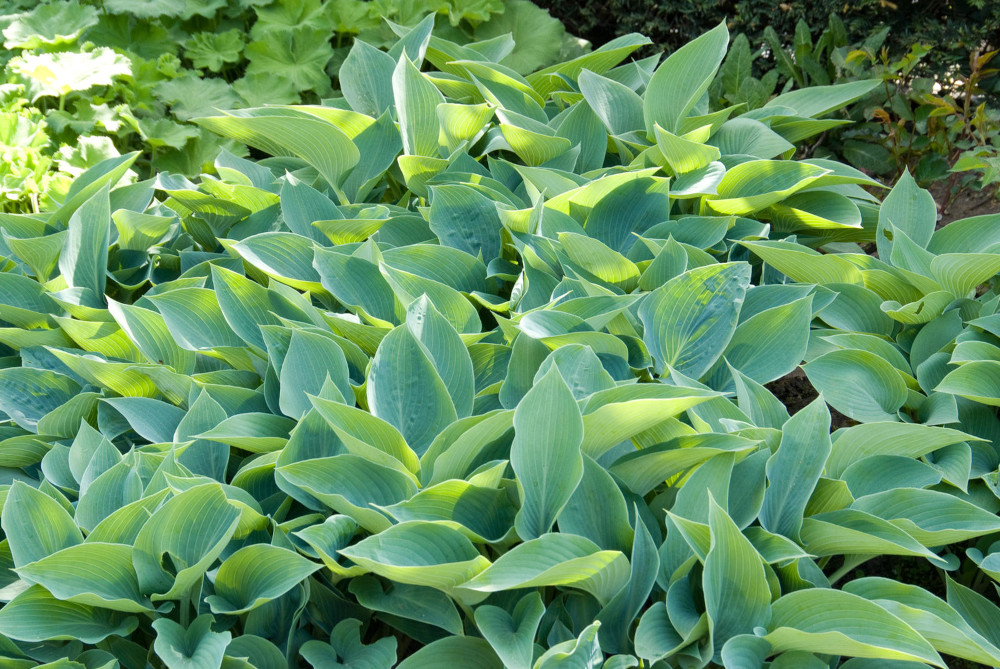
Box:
[533,0,1000,93]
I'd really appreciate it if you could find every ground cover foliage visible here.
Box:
[3,14,1000,669]
[0,0,571,213]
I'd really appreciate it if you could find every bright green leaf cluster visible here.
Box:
[0,17,999,669]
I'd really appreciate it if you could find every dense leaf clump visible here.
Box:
[0,0,571,211]
[2,15,1000,669]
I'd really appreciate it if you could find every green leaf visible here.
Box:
[654,124,721,174]
[708,161,830,215]
[279,455,417,532]
[704,496,771,656]
[394,55,446,157]
[152,615,232,669]
[280,329,353,418]
[341,39,396,117]
[245,27,334,93]
[349,576,463,636]
[803,350,908,423]
[638,262,751,377]
[472,0,565,75]
[844,577,1000,666]
[196,109,359,193]
[763,79,880,118]
[132,485,241,601]
[826,423,975,478]
[205,544,320,615]
[339,521,490,591]
[459,533,629,605]
[16,542,151,613]
[763,589,944,666]
[936,360,1000,406]
[2,480,82,568]
[300,618,397,669]
[11,48,130,98]
[183,29,245,72]
[476,593,545,669]
[852,487,1000,546]
[0,584,137,644]
[0,368,81,431]
[154,77,243,123]
[759,397,831,540]
[396,637,502,669]
[876,169,937,260]
[3,0,98,49]
[368,304,461,456]
[510,366,584,540]
[147,288,245,351]
[644,21,729,134]
[58,185,110,301]
[709,295,812,388]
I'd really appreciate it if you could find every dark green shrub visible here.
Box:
[533,0,1000,89]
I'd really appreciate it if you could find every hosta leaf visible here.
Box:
[510,366,584,540]
[206,544,320,615]
[0,368,81,431]
[876,169,936,260]
[844,577,1000,666]
[654,124,721,174]
[936,360,1000,406]
[852,487,1000,546]
[741,240,863,284]
[638,262,751,377]
[278,455,417,533]
[579,384,720,458]
[800,509,948,566]
[339,521,490,591]
[349,576,463,636]
[803,349,908,422]
[132,485,241,600]
[394,55,446,157]
[368,306,461,456]
[196,110,359,193]
[2,481,82,568]
[152,615,232,669]
[300,618,397,669]
[707,161,830,215]
[0,584,137,644]
[395,637,502,669]
[762,79,880,118]
[15,542,151,613]
[279,329,353,418]
[610,433,757,496]
[760,397,831,540]
[310,397,419,476]
[459,533,629,605]
[59,185,110,301]
[147,288,245,351]
[643,21,729,134]
[703,497,770,656]
[476,592,545,669]
[381,479,515,543]
[826,423,975,478]
[763,589,943,666]
[578,69,644,136]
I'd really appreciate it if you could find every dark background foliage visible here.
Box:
[533,0,1000,91]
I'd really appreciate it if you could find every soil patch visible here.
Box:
[766,369,856,430]
[930,182,1000,226]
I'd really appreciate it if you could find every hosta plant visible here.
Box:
[0,0,569,211]
[2,18,1000,669]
